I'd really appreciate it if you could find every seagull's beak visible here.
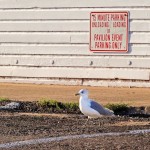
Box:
[75,93,79,96]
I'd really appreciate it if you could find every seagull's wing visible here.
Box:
[90,100,107,115]
[90,100,114,115]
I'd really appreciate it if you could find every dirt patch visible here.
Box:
[111,121,150,126]
[0,112,70,118]
[0,83,150,106]
[0,112,150,146]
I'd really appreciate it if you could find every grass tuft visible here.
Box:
[64,102,79,111]
[105,103,129,115]
[0,97,9,102]
[38,98,79,112]
[38,99,62,110]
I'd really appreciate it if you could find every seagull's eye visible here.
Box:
[81,91,84,94]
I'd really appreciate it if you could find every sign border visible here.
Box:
[90,11,129,53]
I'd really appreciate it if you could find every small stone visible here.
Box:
[145,106,150,114]
[0,102,20,110]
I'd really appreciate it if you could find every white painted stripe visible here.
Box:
[0,0,149,9]
[1,55,150,68]
[0,33,149,44]
[0,129,150,149]
[0,21,148,32]
[0,44,150,56]
[0,66,149,80]
[0,9,149,20]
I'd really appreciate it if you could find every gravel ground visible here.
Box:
[8,133,150,150]
[0,111,150,150]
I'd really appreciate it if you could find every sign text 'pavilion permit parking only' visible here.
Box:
[90,12,129,53]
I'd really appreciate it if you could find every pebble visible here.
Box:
[0,102,20,110]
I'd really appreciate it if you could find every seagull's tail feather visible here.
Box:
[104,108,115,116]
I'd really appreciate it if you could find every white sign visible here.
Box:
[90,12,129,52]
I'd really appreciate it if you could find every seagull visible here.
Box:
[75,89,114,118]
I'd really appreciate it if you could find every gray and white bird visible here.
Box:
[75,89,114,118]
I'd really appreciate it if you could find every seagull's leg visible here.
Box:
[83,116,91,126]
[98,116,103,126]
[88,116,92,119]
[84,116,89,125]
[99,118,101,126]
